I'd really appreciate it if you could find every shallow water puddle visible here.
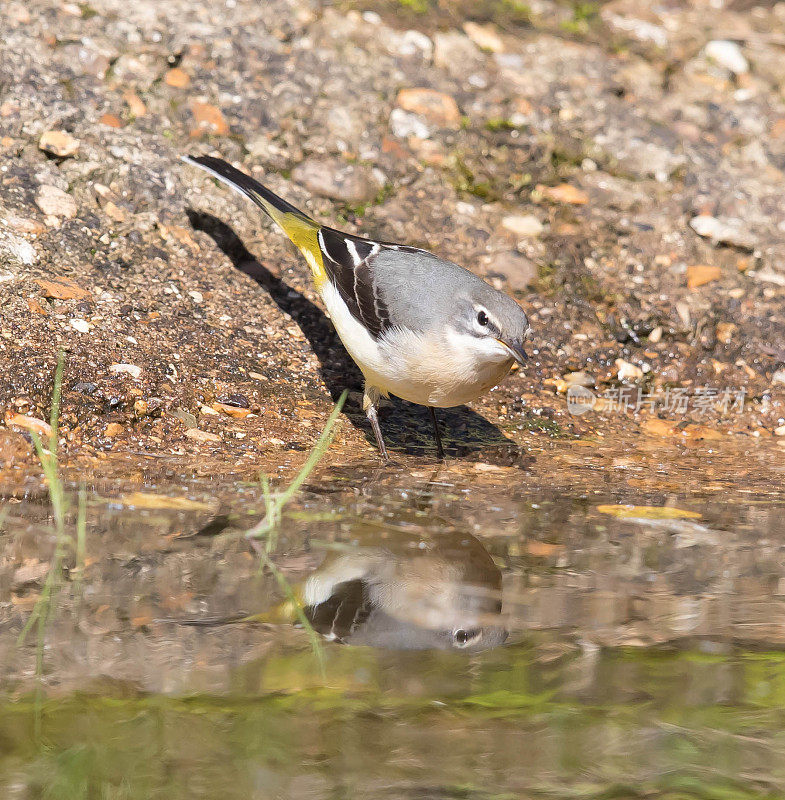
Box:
[2,466,785,798]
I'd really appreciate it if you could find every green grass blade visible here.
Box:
[17,354,70,653]
[276,389,348,506]
[242,391,348,668]
[246,389,347,541]
[49,349,65,455]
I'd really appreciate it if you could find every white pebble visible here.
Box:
[502,214,543,237]
[389,108,430,140]
[35,185,77,219]
[704,40,749,75]
[690,215,754,250]
[395,30,433,59]
[0,232,36,266]
[615,358,643,381]
[109,363,142,378]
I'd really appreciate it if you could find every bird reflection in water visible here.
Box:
[303,531,507,652]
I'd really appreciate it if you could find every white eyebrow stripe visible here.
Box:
[476,306,502,331]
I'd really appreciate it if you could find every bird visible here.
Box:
[302,530,508,651]
[183,154,530,460]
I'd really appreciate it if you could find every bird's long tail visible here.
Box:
[182,154,327,286]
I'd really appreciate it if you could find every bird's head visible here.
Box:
[452,285,530,367]
[445,624,509,651]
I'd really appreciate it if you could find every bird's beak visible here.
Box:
[497,339,528,367]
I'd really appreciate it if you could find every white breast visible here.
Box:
[319,281,513,407]
[380,327,513,406]
[319,280,386,377]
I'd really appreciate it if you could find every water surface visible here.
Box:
[2,461,785,798]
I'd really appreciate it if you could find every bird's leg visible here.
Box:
[428,406,446,460]
[367,405,389,462]
[363,385,389,462]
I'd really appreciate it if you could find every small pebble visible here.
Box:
[39,130,80,158]
[715,322,736,344]
[109,363,142,378]
[455,201,477,216]
[212,401,252,419]
[391,30,433,59]
[4,413,52,437]
[190,101,229,136]
[433,30,484,77]
[703,40,749,76]
[563,371,594,387]
[124,91,146,117]
[0,232,37,266]
[463,21,504,54]
[687,264,722,289]
[389,108,431,139]
[485,251,537,291]
[103,201,126,222]
[35,185,77,219]
[536,184,588,205]
[291,157,383,204]
[164,67,190,88]
[615,358,644,381]
[185,428,221,443]
[104,422,124,437]
[502,215,543,237]
[690,216,755,251]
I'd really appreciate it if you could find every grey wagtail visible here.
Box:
[183,155,530,460]
[303,531,507,651]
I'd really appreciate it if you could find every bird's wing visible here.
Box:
[183,155,434,337]
[304,578,372,642]
[317,226,429,339]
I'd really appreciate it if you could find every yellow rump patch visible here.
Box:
[257,198,328,290]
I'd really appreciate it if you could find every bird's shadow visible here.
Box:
[187,210,527,464]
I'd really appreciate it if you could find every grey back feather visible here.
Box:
[370,248,527,337]
[319,228,528,339]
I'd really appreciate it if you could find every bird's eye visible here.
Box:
[476,310,489,327]
[454,629,479,646]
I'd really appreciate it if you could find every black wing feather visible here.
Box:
[318,227,392,339]
[304,579,372,642]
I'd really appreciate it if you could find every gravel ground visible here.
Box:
[2,0,785,488]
